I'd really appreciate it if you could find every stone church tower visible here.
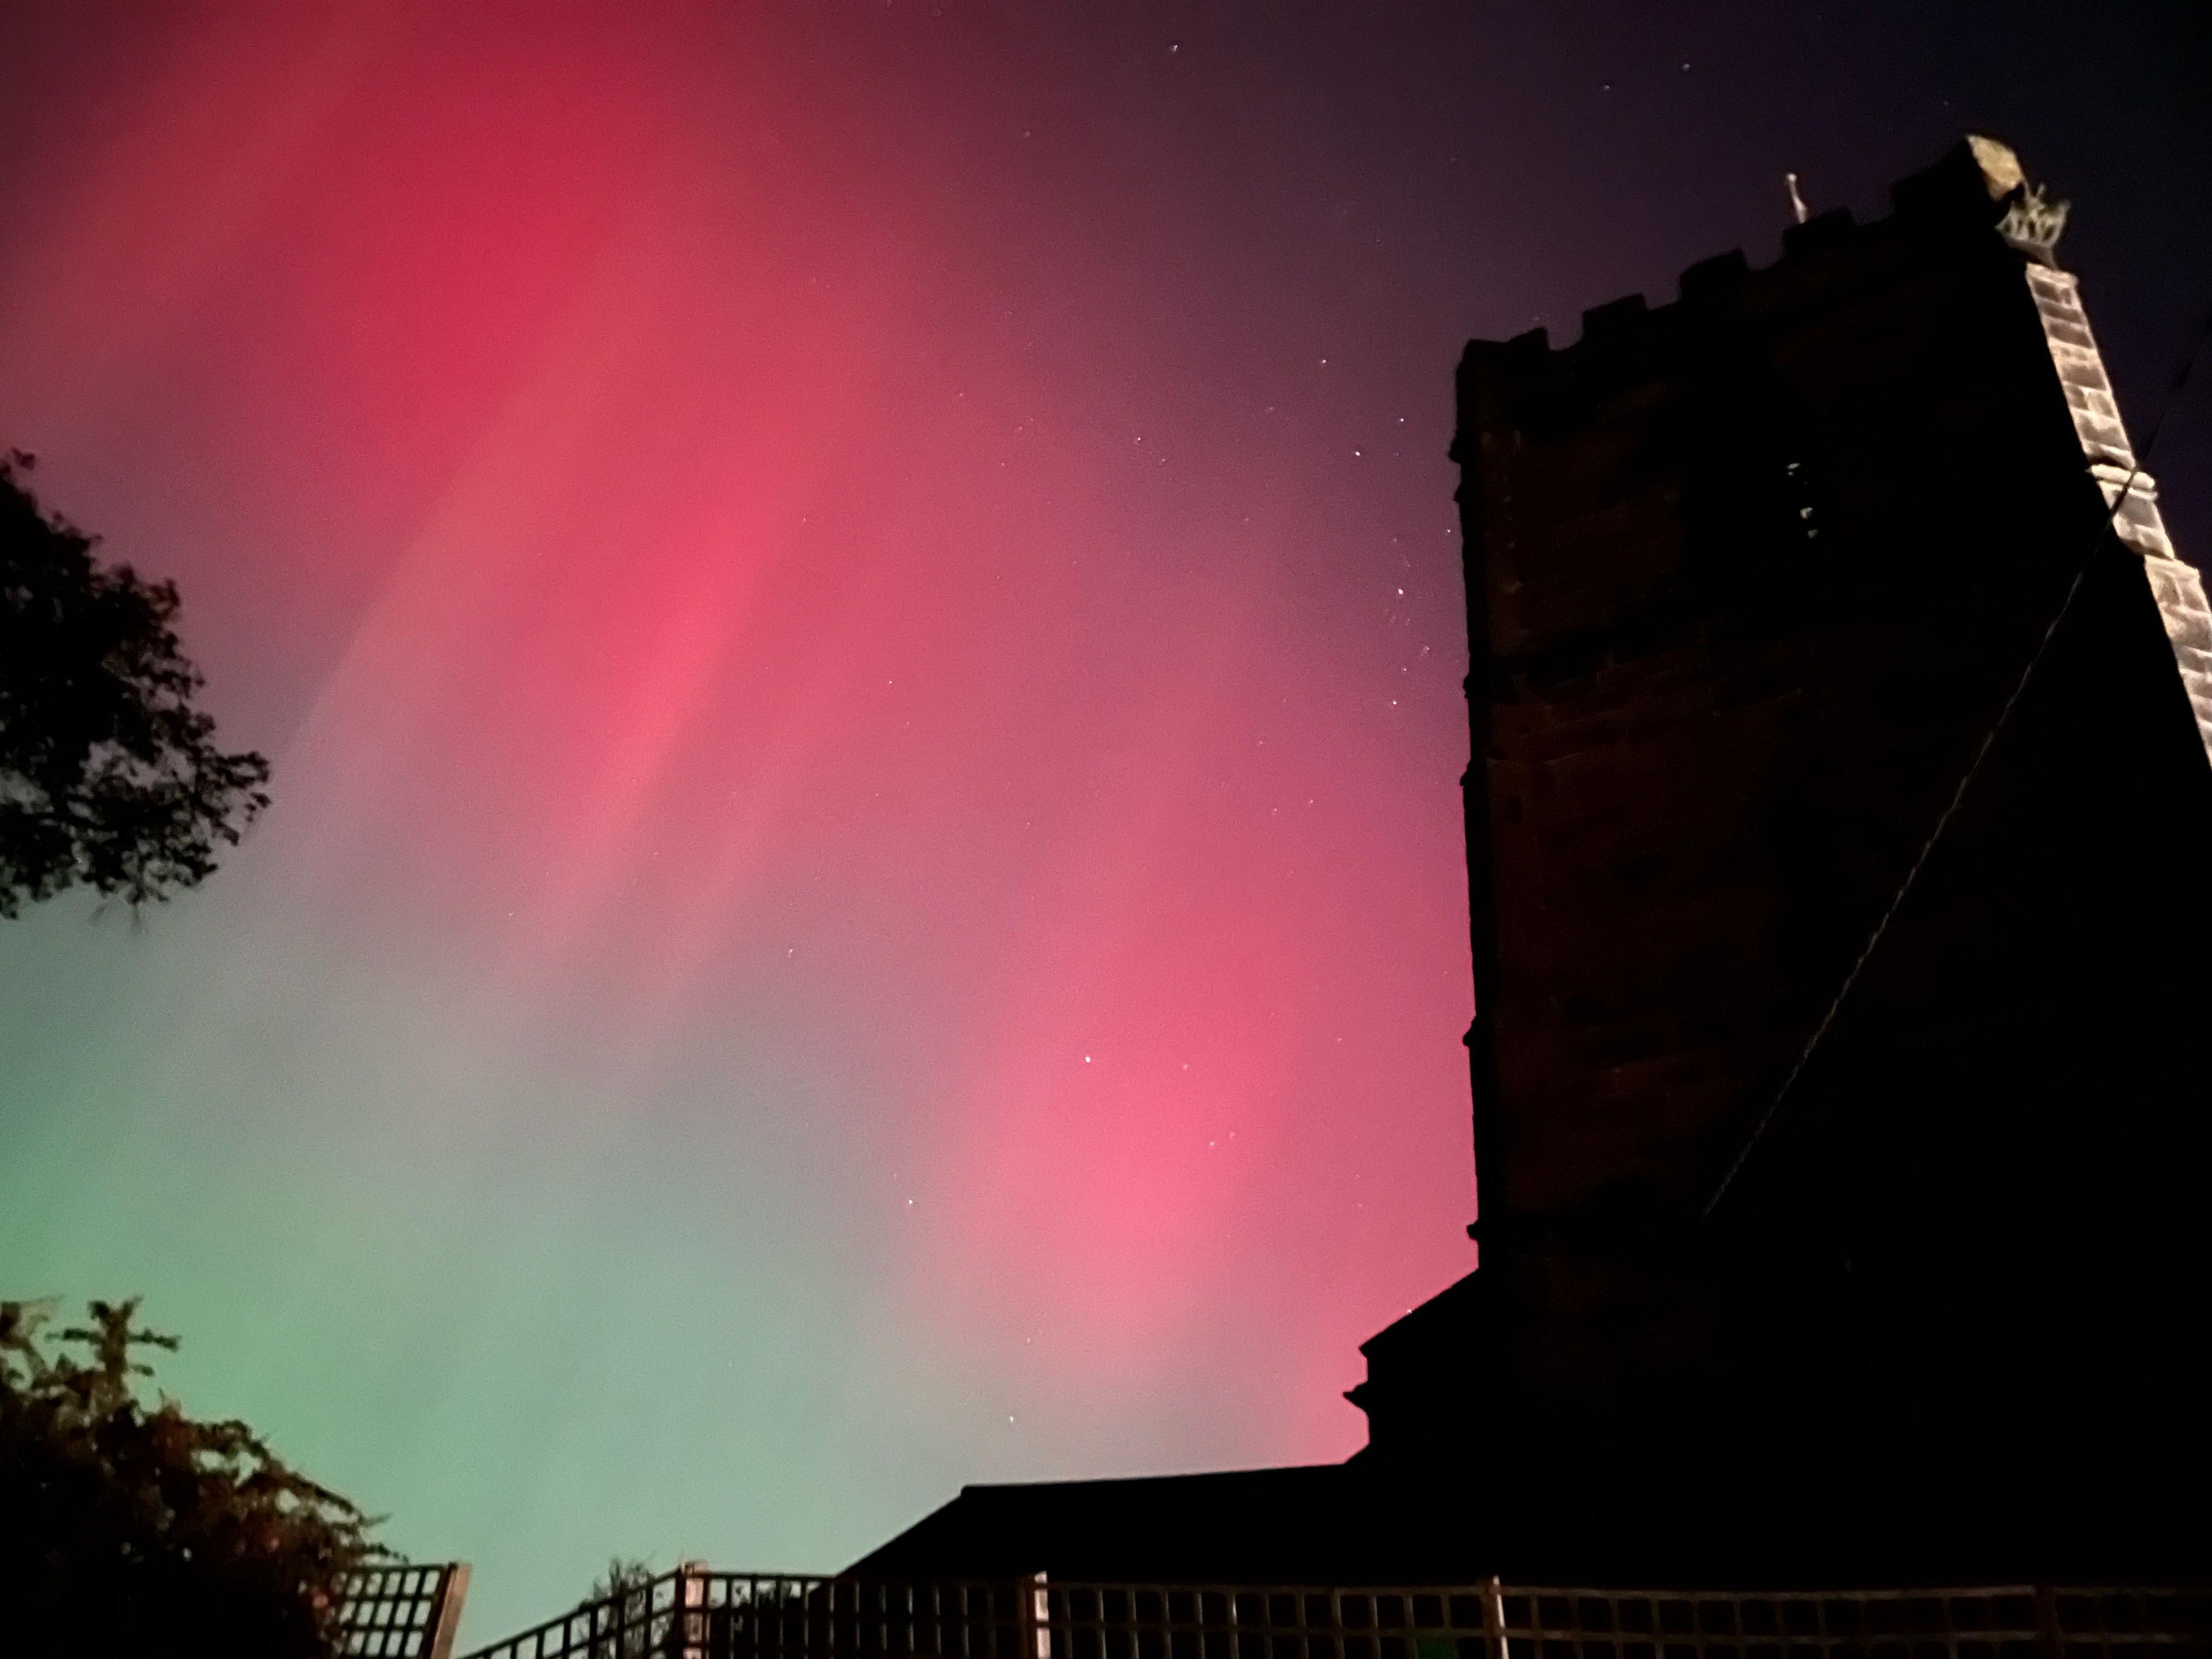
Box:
[1355,132,2212,1582]
[856,137,2212,1585]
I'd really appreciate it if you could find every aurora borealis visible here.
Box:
[2,2,2205,1642]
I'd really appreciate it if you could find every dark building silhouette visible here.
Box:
[853,137,2212,1588]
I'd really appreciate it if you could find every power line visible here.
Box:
[1702,284,2212,1222]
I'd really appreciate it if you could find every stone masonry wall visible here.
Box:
[2021,261,2212,756]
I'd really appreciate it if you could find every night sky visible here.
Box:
[2,2,2206,1641]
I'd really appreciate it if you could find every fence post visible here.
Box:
[1487,1578,1509,1659]
[427,1565,473,1659]
[2033,1586,2062,1659]
[675,1561,708,1659]
[1020,1573,1051,1659]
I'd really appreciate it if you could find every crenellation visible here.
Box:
[1677,249,1749,305]
[1576,293,1650,350]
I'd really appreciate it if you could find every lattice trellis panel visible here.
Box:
[336,1561,472,1659]
[465,1574,1032,1659]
